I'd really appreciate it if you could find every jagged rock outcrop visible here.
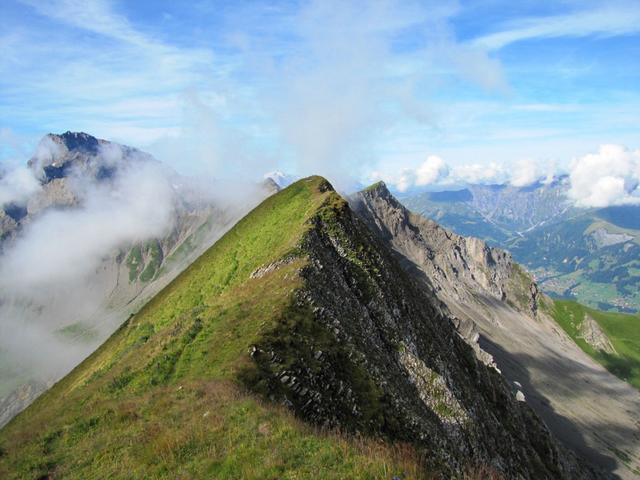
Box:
[350,182,538,316]
[579,314,617,354]
[25,178,77,217]
[28,131,154,183]
[261,177,281,195]
[0,211,16,242]
[0,381,50,428]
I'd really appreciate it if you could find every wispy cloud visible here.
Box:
[19,0,156,47]
[473,4,640,50]
[2,0,219,154]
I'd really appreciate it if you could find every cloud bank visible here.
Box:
[0,133,273,396]
[256,0,507,188]
[0,166,40,207]
[0,162,175,290]
[0,147,177,386]
[370,155,449,192]
[372,144,640,209]
[449,162,507,185]
[568,144,640,207]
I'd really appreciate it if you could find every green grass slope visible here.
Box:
[551,300,640,389]
[0,177,425,480]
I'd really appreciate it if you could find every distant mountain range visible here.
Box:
[399,178,640,312]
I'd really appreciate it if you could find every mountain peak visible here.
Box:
[357,180,405,211]
[28,132,151,183]
[362,180,389,195]
[52,131,101,154]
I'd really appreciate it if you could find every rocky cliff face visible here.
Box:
[350,182,539,316]
[466,178,572,232]
[0,381,51,428]
[241,179,596,478]
[349,182,640,479]
[349,182,543,367]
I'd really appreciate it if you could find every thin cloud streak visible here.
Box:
[473,4,640,50]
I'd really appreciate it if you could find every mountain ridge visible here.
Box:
[0,176,597,479]
[351,181,640,478]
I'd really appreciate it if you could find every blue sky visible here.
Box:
[1,0,639,189]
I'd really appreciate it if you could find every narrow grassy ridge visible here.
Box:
[0,177,427,479]
[551,300,640,390]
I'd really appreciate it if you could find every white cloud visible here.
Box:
[451,158,557,188]
[0,161,174,289]
[19,0,151,47]
[240,0,507,188]
[370,154,449,192]
[509,160,540,187]
[396,169,416,193]
[437,43,507,91]
[449,162,506,185]
[568,144,640,207]
[29,135,67,177]
[368,156,564,190]
[0,166,41,207]
[416,155,449,186]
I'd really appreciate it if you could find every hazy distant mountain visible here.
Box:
[264,170,298,189]
[0,132,275,426]
[400,179,640,312]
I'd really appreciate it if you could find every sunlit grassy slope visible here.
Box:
[551,300,640,390]
[0,177,426,480]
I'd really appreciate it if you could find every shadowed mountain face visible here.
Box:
[399,180,640,312]
[0,177,598,479]
[0,132,277,428]
[350,182,640,479]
